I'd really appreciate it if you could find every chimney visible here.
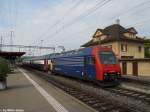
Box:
[116,19,120,25]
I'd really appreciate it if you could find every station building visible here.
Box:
[81,24,150,76]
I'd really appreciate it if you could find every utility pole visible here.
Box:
[53,47,55,53]
[116,19,120,25]
[28,47,31,56]
[10,31,14,51]
[40,40,43,55]
[18,47,21,52]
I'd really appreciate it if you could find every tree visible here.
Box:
[144,39,150,58]
[0,57,10,90]
[0,57,10,78]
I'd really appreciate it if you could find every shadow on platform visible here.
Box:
[7,84,33,90]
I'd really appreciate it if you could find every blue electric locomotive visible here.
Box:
[50,46,121,82]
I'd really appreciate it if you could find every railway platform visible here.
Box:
[122,75,150,84]
[0,68,95,112]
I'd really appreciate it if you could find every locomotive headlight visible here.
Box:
[104,73,109,80]
[117,72,120,75]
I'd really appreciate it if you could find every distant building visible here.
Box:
[82,24,145,59]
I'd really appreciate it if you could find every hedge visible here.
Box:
[0,57,10,78]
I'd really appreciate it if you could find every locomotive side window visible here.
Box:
[86,56,95,65]
[99,51,117,64]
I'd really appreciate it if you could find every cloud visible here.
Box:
[0,0,150,54]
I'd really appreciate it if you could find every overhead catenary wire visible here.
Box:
[29,0,67,45]
[30,0,85,55]
[32,0,109,46]
[38,0,113,44]
[14,0,18,35]
[126,17,150,28]
[63,0,113,29]
[110,0,150,20]
[31,0,84,46]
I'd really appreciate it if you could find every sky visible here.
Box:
[0,0,150,55]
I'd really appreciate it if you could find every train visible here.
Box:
[23,46,121,85]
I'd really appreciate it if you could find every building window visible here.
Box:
[103,45,112,48]
[121,44,127,52]
[129,33,134,38]
[138,46,142,52]
[121,56,134,59]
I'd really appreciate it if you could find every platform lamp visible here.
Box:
[40,40,44,55]
[52,47,55,53]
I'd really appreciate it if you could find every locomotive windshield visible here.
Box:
[99,51,117,64]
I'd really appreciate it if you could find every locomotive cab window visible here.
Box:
[85,56,95,65]
[99,51,117,64]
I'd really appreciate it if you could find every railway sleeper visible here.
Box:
[81,97,96,102]
[91,102,107,108]
[86,100,100,104]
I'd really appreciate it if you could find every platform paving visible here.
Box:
[0,68,95,112]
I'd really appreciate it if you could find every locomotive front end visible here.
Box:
[99,51,121,82]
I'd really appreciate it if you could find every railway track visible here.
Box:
[48,79,135,112]
[105,87,150,105]
[67,76,150,105]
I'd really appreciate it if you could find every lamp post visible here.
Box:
[10,31,14,52]
[40,40,43,55]
[52,47,55,53]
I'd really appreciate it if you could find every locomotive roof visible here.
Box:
[23,46,111,61]
[50,47,92,58]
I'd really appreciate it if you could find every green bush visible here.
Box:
[0,57,10,78]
